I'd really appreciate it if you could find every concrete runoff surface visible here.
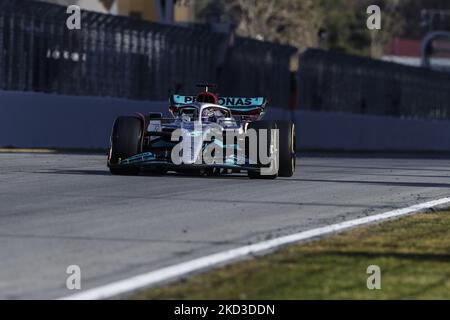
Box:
[1,153,450,299]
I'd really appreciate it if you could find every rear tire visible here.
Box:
[109,116,143,176]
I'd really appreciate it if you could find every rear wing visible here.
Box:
[170,95,268,120]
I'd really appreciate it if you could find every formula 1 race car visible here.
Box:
[107,85,296,179]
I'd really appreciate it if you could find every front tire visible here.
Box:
[277,121,296,178]
[109,116,143,176]
[247,120,296,179]
[247,121,278,179]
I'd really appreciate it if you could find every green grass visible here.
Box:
[132,211,450,300]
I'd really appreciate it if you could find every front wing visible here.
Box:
[108,151,263,172]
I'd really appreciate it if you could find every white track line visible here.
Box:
[61,196,450,300]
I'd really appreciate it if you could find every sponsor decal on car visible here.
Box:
[172,95,265,109]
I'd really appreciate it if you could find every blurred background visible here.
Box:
[1,0,450,150]
[40,0,450,58]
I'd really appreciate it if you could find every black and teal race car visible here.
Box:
[107,85,296,179]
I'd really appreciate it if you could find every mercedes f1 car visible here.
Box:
[107,85,296,179]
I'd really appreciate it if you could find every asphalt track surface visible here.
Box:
[1,153,450,299]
